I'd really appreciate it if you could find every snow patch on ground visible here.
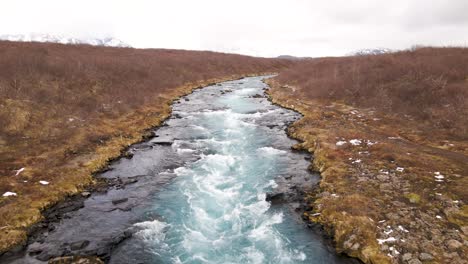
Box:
[349,139,362,146]
[336,141,347,146]
[377,237,397,244]
[14,167,25,176]
[434,172,444,179]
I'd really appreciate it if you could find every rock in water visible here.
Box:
[70,240,90,251]
[111,198,128,205]
[266,192,285,204]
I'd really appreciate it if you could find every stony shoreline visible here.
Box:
[1,75,366,263]
[0,73,277,256]
[265,78,467,264]
[1,173,144,263]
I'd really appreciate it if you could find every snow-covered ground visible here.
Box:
[350,48,392,56]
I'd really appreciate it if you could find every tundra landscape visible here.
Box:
[0,1,467,264]
[0,41,291,253]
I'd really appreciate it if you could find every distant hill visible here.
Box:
[0,33,130,47]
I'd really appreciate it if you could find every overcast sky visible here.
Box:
[0,0,467,57]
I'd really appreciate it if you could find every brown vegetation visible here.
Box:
[268,47,468,263]
[0,41,291,253]
[275,47,468,141]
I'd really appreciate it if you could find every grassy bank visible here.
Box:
[0,41,292,253]
[267,47,467,263]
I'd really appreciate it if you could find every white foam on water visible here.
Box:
[234,88,258,95]
[222,206,241,222]
[225,128,243,135]
[174,167,191,176]
[202,109,232,116]
[133,219,169,246]
[244,247,265,264]
[234,109,280,120]
[245,195,270,216]
[176,148,196,154]
[196,138,234,147]
[199,154,237,170]
[191,254,212,263]
[192,174,240,201]
[248,212,284,240]
[257,146,287,155]
[267,179,278,189]
[192,206,217,228]
[190,125,206,131]
[133,78,331,263]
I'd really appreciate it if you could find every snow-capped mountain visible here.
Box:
[351,48,392,56]
[0,33,131,48]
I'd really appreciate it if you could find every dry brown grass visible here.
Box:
[0,41,292,253]
[276,47,468,141]
[267,48,468,264]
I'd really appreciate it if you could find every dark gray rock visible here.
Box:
[266,192,285,204]
[36,252,51,261]
[402,252,412,262]
[70,240,90,251]
[111,198,128,205]
[27,242,45,255]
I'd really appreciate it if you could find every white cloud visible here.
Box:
[0,0,467,57]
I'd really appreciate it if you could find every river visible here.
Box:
[4,76,355,264]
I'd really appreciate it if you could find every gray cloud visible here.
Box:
[402,0,468,28]
[0,0,466,57]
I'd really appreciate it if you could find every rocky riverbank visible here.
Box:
[266,78,467,264]
[0,73,276,256]
[2,76,361,264]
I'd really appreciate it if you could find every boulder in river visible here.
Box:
[266,192,285,204]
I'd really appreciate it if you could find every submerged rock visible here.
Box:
[111,198,128,205]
